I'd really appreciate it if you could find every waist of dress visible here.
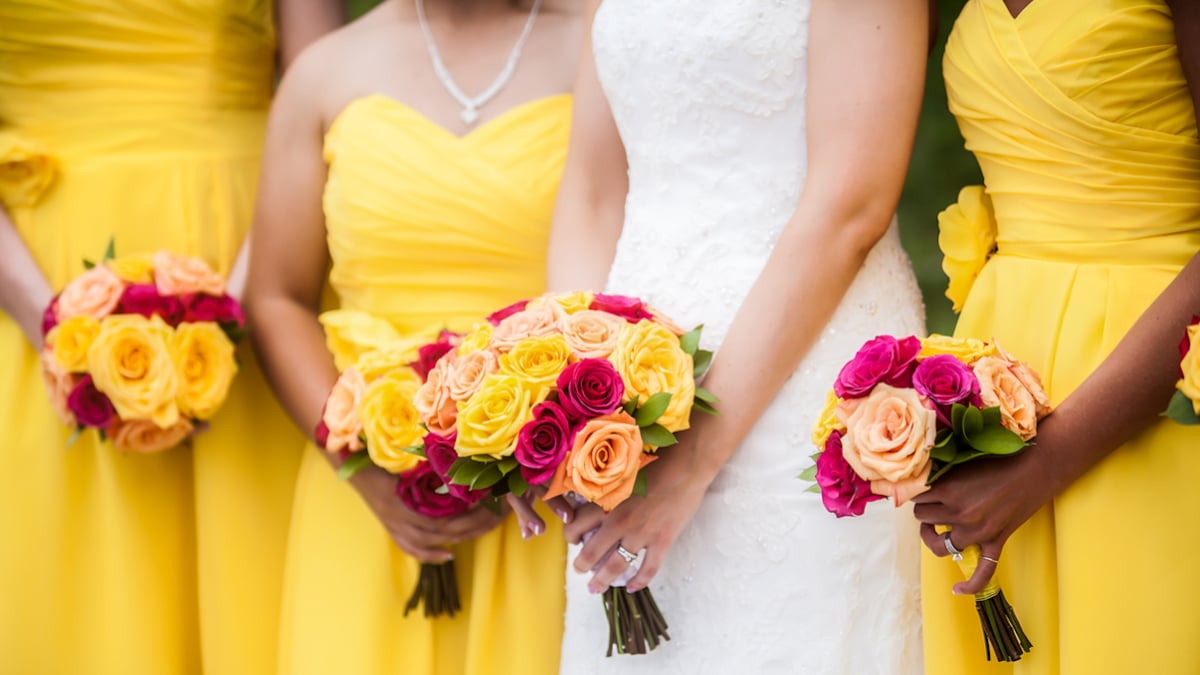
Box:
[995,233,1199,267]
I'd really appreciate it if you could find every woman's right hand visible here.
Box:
[349,464,506,562]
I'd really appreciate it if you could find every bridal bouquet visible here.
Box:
[1166,316,1200,425]
[411,292,716,655]
[803,334,1051,662]
[40,244,243,452]
[315,329,486,618]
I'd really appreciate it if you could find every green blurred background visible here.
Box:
[347,0,978,334]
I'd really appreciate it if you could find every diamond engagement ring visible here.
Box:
[943,532,964,562]
[615,544,638,565]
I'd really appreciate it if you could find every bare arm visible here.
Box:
[0,210,52,348]
[570,0,930,592]
[275,0,345,69]
[545,0,628,293]
[914,2,1200,593]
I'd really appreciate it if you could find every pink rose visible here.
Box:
[182,293,245,328]
[815,431,884,518]
[489,304,561,353]
[412,332,459,382]
[117,284,185,325]
[152,250,225,296]
[41,297,59,337]
[911,354,981,425]
[514,401,578,486]
[487,299,531,326]
[395,462,474,519]
[108,417,194,453]
[40,348,76,425]
[836,384,935,506]
[56,265,124,322]
[423,431,487,503]
[556,358,624,421]
[66,374,117,429]
[589,293,654,323]
[446,349,498,401]
[834,335,922,399]
[322,368,366,453]
[414,356,457,436]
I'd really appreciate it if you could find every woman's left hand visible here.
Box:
[570,439,716,594]
[911,438,1058,595]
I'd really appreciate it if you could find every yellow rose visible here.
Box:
[87,314,180,427]
[455,373,536,458]
[810,389,845,449]
[109,417,194,453]
[0,130,58,208]
[938,186,997,313]
[171,322,238,420]
[360,369,425,474]
[456,323,494,355]
[1180,324,1200,414]
[49,315,101,373]
[354,337,424,382]
[547,291,595,315]
[499,334,573,399]
[318,310,402,371]
[610,320,695,432]
[107,254,156,284]
[918,334,997,365]
[836,385,936,506]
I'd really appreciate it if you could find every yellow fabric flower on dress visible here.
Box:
[319,310,401,371]
[938,186,998,313]
[1178,324,1200,414]
[0,130,58,208]
[354,338,424,382]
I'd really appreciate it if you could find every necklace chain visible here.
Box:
[415,0,543,126]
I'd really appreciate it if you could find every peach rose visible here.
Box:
[56,265,124,322]
[561,310,625,359]
[41,348,77,425]
[447,349,498,401]
[973,356,1046,441]
[323,368,366,453]
[489,304,561,353]
[648,305,687,337]
[152,250,225,297]
[109,417,194,453]
[544,411,656,512]
[836,384,936,506]
[414,356,457,436]
[995,345,1052,419]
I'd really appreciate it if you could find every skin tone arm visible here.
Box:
[914,0,1200,594]
[246,47,502,563]
[547,0,929,594]
[275,0,346,68]
[0,210,52,349]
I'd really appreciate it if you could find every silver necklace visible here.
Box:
[415,0,543,126]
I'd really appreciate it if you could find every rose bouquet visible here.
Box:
[803,334,1051,662]
[315,329,486,618]
[410,291,716,655]
[1166,316,1200,425]
[40,244,243,452]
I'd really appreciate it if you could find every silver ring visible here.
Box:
[615,544,637,565]
[943,532,964,562]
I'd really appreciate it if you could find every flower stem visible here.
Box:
[404,561,461,619]
[601,586,670,656]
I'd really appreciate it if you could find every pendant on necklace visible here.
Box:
[461,106,480,125]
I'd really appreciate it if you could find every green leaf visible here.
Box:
[930,429,958,463]
[448,457,488,486]
[481,498,503,516]
[692,397,718,416]
[961,405,985,437]
[497,457,519,475]
[469,463,505,490]
[679,325,703,356]
[82,259,96,270]
[797,464,818,482]
[97,427,107,442]
[622,398,638,416]
[694,387,720,404]
[632,471,648,498]
[336,452,373,481]
[66,427,82,448]
[102,238,116,262]
[1166,390,1200,425]
[692,350,714,380]
[507,471,530,498]
[804,483,823,494]
[634,392,672,427]
[966,425,1029,456]
[951,403,967,434]
[980,406,1003,428]
[638,423,677,448]
[401,444,426,459]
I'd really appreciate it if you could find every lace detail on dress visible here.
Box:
[558,1,927,673]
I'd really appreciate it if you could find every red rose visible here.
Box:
[395,462,475,519]
[117,284,185,325]
[42,296,60,337]
[66,375,116,429]
[183,293,245,328]
[487,299,531,326]
[589,293,654,323]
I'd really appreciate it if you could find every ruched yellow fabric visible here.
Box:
[925,2,1200,673]
[277,94,570,675]
[0,3,303,673]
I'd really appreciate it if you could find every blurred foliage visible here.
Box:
[344,0,976,334]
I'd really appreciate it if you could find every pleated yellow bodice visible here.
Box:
[926,2,1200,673]
[278,94,571,675]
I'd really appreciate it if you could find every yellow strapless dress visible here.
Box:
[0,3,303,673]
[276,95,570,675]
[925,1,1200,673]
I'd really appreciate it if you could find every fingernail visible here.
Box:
[952,588,963,596]
[627,584,641,593]
[588,583,603,594]
[521,527,531,541]
[559,511,570,524]
[534,522,544,536]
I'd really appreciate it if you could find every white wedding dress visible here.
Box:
[560,2,926,673]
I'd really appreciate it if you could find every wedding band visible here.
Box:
[943,533,964,562]
[615,544,638,565]
[981,555,1000,565]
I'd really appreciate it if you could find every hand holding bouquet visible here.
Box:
[1166,316,1200,424]
[804,334,1051,662]
[40,244,243,452]
[409,292,716,655]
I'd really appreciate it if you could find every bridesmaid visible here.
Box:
[915,1,1200,673]
[0,2,340,673]
[246,1,579,674]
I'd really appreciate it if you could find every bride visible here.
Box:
[537,0,931,671]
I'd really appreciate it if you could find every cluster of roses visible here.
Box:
[414,291,709,511]
[1169,316,1200,425]
[41,250,243,452]
[809,334,1051,518]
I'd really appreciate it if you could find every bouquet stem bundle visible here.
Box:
[939,526,1031,661]
[404,561,461,619]
[602,586,669,656]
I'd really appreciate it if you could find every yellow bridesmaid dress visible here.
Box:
[276,95,570,675]
[925,1,1200,673]
[0,2,304,673]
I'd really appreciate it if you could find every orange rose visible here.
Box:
[109,417,194,453]
[41,348,77,425]
[152,250,225,297]
[973,356,1046,441]
[489,305,561,353]
[323,368,366,453]
[995,345,1052,420]
[414,356,457,436]
[447,349,498,401]
[561,310,625,359]
[836,384,936,506]
[544,411,656,512]
[56,266,124,322]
